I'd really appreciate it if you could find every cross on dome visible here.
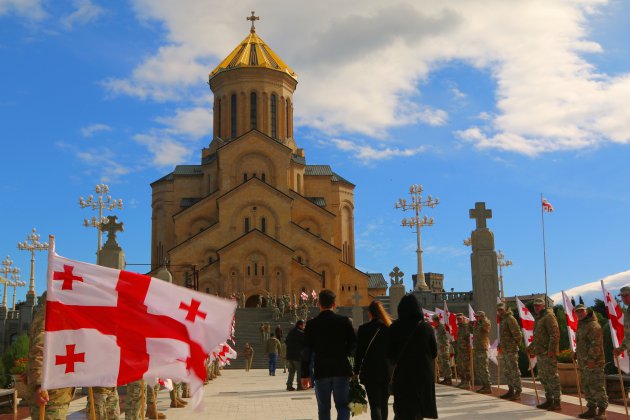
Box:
[247,11,259,33]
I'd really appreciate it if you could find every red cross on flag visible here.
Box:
[561,291,577,352]
[311,290,317,300]
[41,237,237,409]
[444,301,458,342]
[300,291,308,301]
[542,198,554,213]
[423,309,436,327]
[516,297,537,368]
[601,280,629,373]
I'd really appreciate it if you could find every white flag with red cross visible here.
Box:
[516,297,537,368]
[443,301,458,342]
[300,291,308,301]
[423,309,437,327]
[542,198,554,213]
[311,290,317,300]
[468,304,477,347]
[41,238,237,409]
[561,291,577,352]
[601,280,629,373]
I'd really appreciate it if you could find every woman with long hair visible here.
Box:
[353,300,392,420]
[387,294,437,420]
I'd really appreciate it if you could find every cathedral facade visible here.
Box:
[150,25,373,307]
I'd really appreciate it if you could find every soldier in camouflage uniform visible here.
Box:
[529,298,562,411]
[472,311,491,393]
[455,314,471,389]
[433,314,452,385]
[497,302,523,400]
[125,381,166,420]
[614,286,630,356]
[88,386,120,419]
[575,304,608,419]
[27,295,76,420]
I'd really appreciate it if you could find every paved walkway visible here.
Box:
[39,369,581,420]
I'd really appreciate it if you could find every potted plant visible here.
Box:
[556,349,578,392]
[10,357,29,400]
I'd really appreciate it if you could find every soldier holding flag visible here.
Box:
[613,286,630,357]
[497,302,522,400]
[472,311,491,394]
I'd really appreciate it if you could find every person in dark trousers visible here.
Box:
[353,300,392,420]
[265,333,282,376]
[285,319,305,391]
[387,294,438,420]
[301,289,356,420]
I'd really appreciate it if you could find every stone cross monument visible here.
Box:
[388,266,406,319]
[97,215,125,270]
[469,202,499,341]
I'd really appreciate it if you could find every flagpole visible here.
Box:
[470,346,475,390]
[141,380,146,420]
[528,357,540,405]
[614,355,630,419]
[497,353,501,390]
[571,358,584,412]
[540,193,549,306]
[88,387,96,420]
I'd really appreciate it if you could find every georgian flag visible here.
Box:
[561,291,577,352]
[300,291,308,301]
[542,198,554,213]
[516,297,537,368]
[311,290,317,300]
[423,309,437,327]
[468,304,477,347]
[41,237,236,410]
[601,280,629,373]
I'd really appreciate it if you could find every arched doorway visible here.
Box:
[246,294,261,308]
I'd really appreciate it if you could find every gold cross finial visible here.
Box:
[247,11,259,33]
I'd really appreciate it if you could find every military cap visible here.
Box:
[431,314,440,321]
[619,286,630,296]
[476,311,486,317]
[497,302,506,309]
[533,298,545,305]
[574,304,586,311]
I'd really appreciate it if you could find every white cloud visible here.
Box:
[61,0,104,30]
[133,133,191,167]
[104,0,630,155]
[155,106,213,139]
[549,269,630,305]
[331,139,427,162]
[57,142,130,183]
[80,123,112,137]
[0,0,46,20]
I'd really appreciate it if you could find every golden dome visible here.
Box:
[210,31,297,80]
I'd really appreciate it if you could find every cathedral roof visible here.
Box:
[304,165,355,187]
[366,273,388,289]
[210,31,297,80]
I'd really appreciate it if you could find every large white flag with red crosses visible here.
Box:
[468,304,477,347]
[516,297,537,368]
[41,238,236,409]
[601,280,629,373]
[561,291,577,352]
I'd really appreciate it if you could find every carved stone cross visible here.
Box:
[389,266,404,285]
[469,202,492,229]
[352,291,362,307]
[101,215,124,243]
[247,11,259,33]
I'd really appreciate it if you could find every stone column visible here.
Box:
[388,267,406,319]
[351,291,363,327]
[469,202,500,341]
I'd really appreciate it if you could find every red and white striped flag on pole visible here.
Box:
[41,237,237,409]
[516,297,537,368]
[601,280,629,373]
[542,198,554,213]
[561,291,577,352]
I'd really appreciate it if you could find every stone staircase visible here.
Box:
[225,306,360,369]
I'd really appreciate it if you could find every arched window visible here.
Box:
[253,172,257,178]
[261,173,266,182]
[208,256,213,264]
[261,217,266,233]
[243,173,247,183]
[286,100,290,138]
[297,256,302,264]
[270,94,277,139]
[254,263,258,276]
[247,265,251,275]
[250,92,257,129]
[322,270,326,288]
[341,285,345,291]
[244,217,250,233]
[217,98,221,137]
[262,265,265,276]
[230,94,237,138]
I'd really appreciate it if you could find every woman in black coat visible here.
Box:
[353,300,392,420]
[387,294,438,420]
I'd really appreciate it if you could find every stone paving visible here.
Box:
[37,369,583,420]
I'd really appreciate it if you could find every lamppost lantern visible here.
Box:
[17,227,49,296]
[497,249,513,300]
[394,183,439,291]
[79,184,123,260]
[463,237,472,247]
[0,256,20,308]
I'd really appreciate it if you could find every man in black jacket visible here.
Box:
[301,289,356,420]
[285,319,305,391]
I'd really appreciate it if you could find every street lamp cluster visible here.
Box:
[0,256,21,310]
[497,249,513,300]
[394,184,439,291]
[79,184,123,255]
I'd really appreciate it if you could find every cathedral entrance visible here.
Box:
[245,294,263,308]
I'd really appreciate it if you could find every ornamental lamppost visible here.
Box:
[0,256,20,308]
[8,272,26,311]
[497,250,513,300]
[79,184,123,258]
[17,228,49,297]
[394,184,439,291]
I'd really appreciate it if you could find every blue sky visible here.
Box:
[1,0,630,305]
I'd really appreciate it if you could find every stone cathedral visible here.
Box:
[150,20,375,307]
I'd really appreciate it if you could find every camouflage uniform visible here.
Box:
[576,309,608,411]
[435,322,451,380]
[532,308,561,400]
[499,308,523,393]
[125,381,162,420]
[456,321,471,385]
[27,298,75,420]
[472,317,491,388]
[89,386,120,419]
[618,304,630,352]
